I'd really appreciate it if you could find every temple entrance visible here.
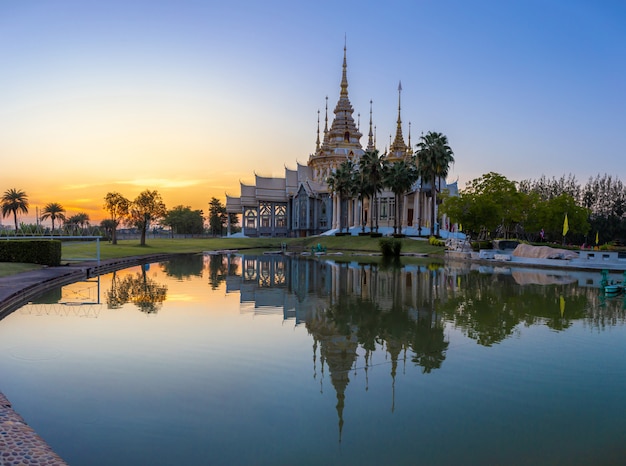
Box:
[407,208,414,227]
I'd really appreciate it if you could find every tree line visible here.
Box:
[442,172,626,245]
[0,188,236,245]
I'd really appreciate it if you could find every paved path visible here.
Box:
[0,254,178,465]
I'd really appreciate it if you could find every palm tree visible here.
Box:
[383,159,419,235]
[1,188,29,231]
[415,132,454,236]
[359,150,386,232]
[327,160,356,233]
[67,212,90,234]
[40,202,66,233]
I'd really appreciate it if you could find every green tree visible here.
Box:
[208,198,227,236]
[528,193,590,243]
[128,190,167,246]
[100,219,117,240]
[103,192,130,245]
[415,131,454,235]
[326,160,356,233]
[1,188,29,231]
[66,212,90,234]
[382,159,418,235]
[359,149,385,232]
[442,173,522,239]
[40,202,66,233]
[163,205,205,235]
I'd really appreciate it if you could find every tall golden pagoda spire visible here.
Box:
[387,81,409,162]
[316,110,321,151]
[366,100,375,151]
[308,42,364,181]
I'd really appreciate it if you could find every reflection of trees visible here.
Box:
[105,266,168,313]
[208,254,238,290]
[162,254,204,280]
[437,271,590,345]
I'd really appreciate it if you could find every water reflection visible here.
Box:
[105,264,168,313]
[9,254,626,463]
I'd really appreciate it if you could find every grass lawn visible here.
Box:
[0,236,445,277]
[0,262,42,277]
[59,236,445,261]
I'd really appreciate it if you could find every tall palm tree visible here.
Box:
[359,150,386,232]
[383,159,418,235]
[40,202,66,233]
[415,132,454,236]
[327,160,356,233]
[1,188,29,231]
[67,212,90,234]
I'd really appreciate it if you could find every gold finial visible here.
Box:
[408,121,412,155]
[316,109,320,151]
[324,96,329,135]
[367,100,374,151]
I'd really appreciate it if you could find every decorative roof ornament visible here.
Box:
[366,100,375,151]
[388,80,409,162]
[316,110,320,151]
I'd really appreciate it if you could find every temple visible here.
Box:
[225,45,457,237]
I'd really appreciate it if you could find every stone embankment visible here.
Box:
[0,253,181,465]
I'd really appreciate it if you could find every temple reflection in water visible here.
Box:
[220,253,451,440]
[215,253,626,439]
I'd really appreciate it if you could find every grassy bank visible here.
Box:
[60,236,444,260]
[0,236,445,276]
[0,262,42,277]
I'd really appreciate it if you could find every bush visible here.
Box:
[0,240,62,266]
[379,238,402,257]
[428,236,446,247]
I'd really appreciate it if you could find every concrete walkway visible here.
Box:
[0,254,179,466]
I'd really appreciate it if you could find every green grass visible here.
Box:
[0,236,444,277]
[59,236,444,261]
[0,262,42,277]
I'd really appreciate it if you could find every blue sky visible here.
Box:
[1,0,625,221]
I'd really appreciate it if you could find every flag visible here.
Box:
[595,231,599,245]
[562,213,569,237]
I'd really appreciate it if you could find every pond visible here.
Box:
[0,254,625,465]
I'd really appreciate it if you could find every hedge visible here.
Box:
[0,240,62,266]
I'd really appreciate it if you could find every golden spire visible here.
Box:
[340,41,348,98]
[407,121,412,156]
[388,80,408,162]
[397,81,402,129]
[366,100,375,151]
[316,110,321,152]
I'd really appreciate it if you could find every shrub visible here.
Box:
[379,238,402,257]
[0,240,62,266]
[428,236,446,247]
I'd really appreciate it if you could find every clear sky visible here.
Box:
[1,0,625,225]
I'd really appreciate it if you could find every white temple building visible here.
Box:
[226,45,457,237]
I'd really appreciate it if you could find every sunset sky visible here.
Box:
[1,0,625,226]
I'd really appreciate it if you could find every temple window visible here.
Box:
[244,208,257,229]
[275,204,287,228]
[260,202,271,228]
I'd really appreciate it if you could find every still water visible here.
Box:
[1,254,625,465]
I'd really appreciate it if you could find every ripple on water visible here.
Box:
[9,345,63,361]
